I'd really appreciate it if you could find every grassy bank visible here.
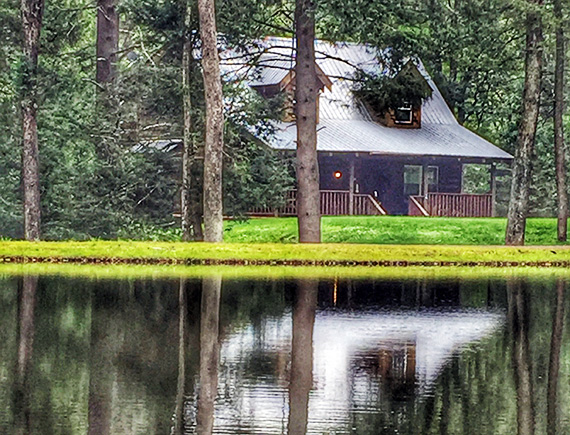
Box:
[224,216,564,245]
[2,240,570,265]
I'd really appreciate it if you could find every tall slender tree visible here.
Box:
[554,0,567,241]
[506,0,544,245]
[96,0,119,85]
[181,1,203,241]
[198,0,224,242]
[295,0,321,243]
[20,0,45,241]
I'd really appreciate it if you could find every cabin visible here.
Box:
[226,38,514,217]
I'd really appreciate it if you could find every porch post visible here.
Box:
[422,163,429,198]
[490,162,497,217]
[349,158,355,215]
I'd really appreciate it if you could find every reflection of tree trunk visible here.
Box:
[440,368,451,434]
[88,291,113,435]
[14,275,38,434]
[547,279,565,435]
[174,279,188,434]
[196,276,222,434]
[508,280,535,435]
[288,279,318,435]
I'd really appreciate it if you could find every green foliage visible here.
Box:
[354,62,433,114]
[1,0,569,240]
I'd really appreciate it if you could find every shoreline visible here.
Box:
[2,240,570,266]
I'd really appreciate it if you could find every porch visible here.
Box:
[249,190,495,217]
[408,193,493,217]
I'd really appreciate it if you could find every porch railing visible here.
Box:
[409,193,493,217]
[248,190,387,216]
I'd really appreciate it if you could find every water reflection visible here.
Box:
[13,275,37,435]
[508,279,535,435]
[196,276,222,435]
[173,279,187,434]
[548,279,565,435]
[288,279,318,435]
[0,274,569,434]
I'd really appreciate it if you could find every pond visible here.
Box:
[0,270,568,434]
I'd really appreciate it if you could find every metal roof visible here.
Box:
[224,37,513,161]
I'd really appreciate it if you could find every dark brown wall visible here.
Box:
[318,154,463,215]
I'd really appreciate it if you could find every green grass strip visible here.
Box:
[2,240,570,264]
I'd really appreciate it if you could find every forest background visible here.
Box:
[0,0,567,240]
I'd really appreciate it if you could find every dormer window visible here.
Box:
[394,104,413,124]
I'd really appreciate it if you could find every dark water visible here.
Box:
[0,273,568,434]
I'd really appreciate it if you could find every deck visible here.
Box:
[248,190,494,217]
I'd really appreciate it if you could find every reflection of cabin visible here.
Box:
[357,341,417,401]
[233,38,514,217]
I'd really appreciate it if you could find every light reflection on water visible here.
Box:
[0,274,567,434]
[216,309,504,434]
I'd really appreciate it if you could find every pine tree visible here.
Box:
[20,0,45,240]
[506,0,544,245]
[198,0,224,242]
[295,0,321,243]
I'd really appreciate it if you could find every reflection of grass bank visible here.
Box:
[3,240,570,265]
[224,216,564,245]
[3,263,570,281]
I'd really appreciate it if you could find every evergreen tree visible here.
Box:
[20,0,45,240]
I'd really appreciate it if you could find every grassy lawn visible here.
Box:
[2,239,570,264]
[224,216,563,245]
[1,216,569,265]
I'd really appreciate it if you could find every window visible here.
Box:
[394,104,413,124]
[427,166,438,193]
[404,165,422,196]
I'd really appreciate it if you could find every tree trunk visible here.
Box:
[196,276,222,434]
[182,1,203,242]
[288,279,318,435]
[96,0,119,84]
[505,0,543,245]
[554,0,567,242]
[198,0,224,242]
[20,0,44,241]
[295,0,321,243]
[547,279,565,435]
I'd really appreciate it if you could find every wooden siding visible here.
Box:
[319,154,463,215]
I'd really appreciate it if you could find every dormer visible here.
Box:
[356,60,432,130]
[251,63,333,123]
[379,102,422,129]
